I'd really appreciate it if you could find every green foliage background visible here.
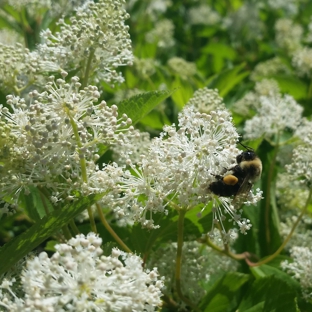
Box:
[1,0,312,311]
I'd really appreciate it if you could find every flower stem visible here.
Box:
[200,236,254,261]
[69,219,80,236]
[264,139,279,248]
[62,225,72,240]
[68,113,97,233]
[82,49,95,89]
[175,208,198,311]
[96,203,132,253]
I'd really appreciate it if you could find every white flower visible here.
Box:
[244,93,303,140]
[0,43,45,94]
[145,19,175,49]
[250,57,290,81]
[187,88,225,114]
[0,233,164,311]
[275,18,302,54]
[38,0,133,86]
[222,4,264,43]
[147,241,238,306]
[188,4,221,26]
[111,129,152,165]
[110,100,261,236]
[133,57,158,78]
[281,246,312,301]
[146,0,172,21]
[167,57,197,80]
[0,76,131,210]
[286,144,312,188]
[292,47,312,77]
[7,0,51,19]
[267,0,298,16]
[233,79,280,116]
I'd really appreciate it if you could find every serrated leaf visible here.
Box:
[250,263,301,290]
[199,272,250,311]
[117,90,174,125]
[0,193,103,275]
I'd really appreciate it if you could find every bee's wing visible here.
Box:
[236,174,253,196]
[232,174,253,206]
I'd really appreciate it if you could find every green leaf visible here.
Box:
[238,275,299,312]
[272,75,308,100]
[241,302,265,312]
[207,64,249,97]
[250,263,301,290]
[139,109,170,130]
[130,216,177,255]
[185,204,211,233]
[0,193,103,275]
[171,77,194,109]
[201,43,237,73]
[19,186,54,221]
[117,89,174,125]
[198,272,250,311]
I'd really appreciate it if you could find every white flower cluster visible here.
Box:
[0,29,23,46]
[145,0,172,21]
[167,57,197,80]
[244,93,303,140]
[250,57,290,81]
[38,0,133,85]
[286,144,312,188]
[105,93,262,237]
[275,18,303,54]
[267,0,298,16]
[187,88,225,114]
[222,3,264,43]
[110,105,239,228]
[0,233,164,311]
[280,215,312,250]
[147,241,239,306]
[7,0,51,19]
[145,19,175,49]
[186,88,225,114]
[133,57,158,78]
[233,79,280,116]
[112,129,152,165]
[0,76,132,213]
[0,43,46,94]
[187,4,221,26]
[292,47,312,77]
[281,246,312,301]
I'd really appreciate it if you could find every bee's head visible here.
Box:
[236,150,257,164]
[236,142,257,164]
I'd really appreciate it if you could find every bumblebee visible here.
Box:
[209,145,262,198]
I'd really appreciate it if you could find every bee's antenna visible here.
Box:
[238,141,253,151]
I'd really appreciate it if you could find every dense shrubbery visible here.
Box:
[1,0,312,311]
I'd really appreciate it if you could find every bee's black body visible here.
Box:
[209,149,262,197]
